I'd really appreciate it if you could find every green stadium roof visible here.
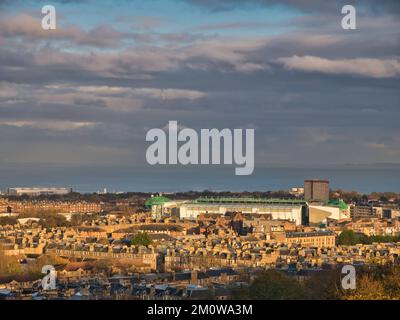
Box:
[145,196,171,207]
[326,199,348,211]
[195,197,307,205]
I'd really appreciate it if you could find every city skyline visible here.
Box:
[2,0,400,307]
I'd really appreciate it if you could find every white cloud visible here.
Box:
[133,88,206,100]
[277,55,400,78]
[0,120,96,131]
[49,85,206,100]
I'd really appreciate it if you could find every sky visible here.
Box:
[0,0,399,191]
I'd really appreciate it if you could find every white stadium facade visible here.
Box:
[158,197,351,226]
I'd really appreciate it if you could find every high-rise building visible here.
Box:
[349,205,374,219]
[304,179,329,202]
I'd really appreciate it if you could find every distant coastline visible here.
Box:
[0,164,399,194]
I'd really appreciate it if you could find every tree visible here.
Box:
[39,214,69,228]
[0,245,22,278]
[234,270,307,300]
[379,196,388,202]
[337,230,359,245]
[342,274,389,300]
[131,232,152,247]
[304,269,342,300]
[69,213,97,226]
[382,266,400,299]
[338,231,400,245]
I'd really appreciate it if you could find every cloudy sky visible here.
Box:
[0,0,399,191]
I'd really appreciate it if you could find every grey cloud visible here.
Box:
[0,14,122,47]
[0,1,399,169]
[183,0,400,14]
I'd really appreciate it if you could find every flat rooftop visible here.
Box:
[286,230,335,238]
[194,197,308,205]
